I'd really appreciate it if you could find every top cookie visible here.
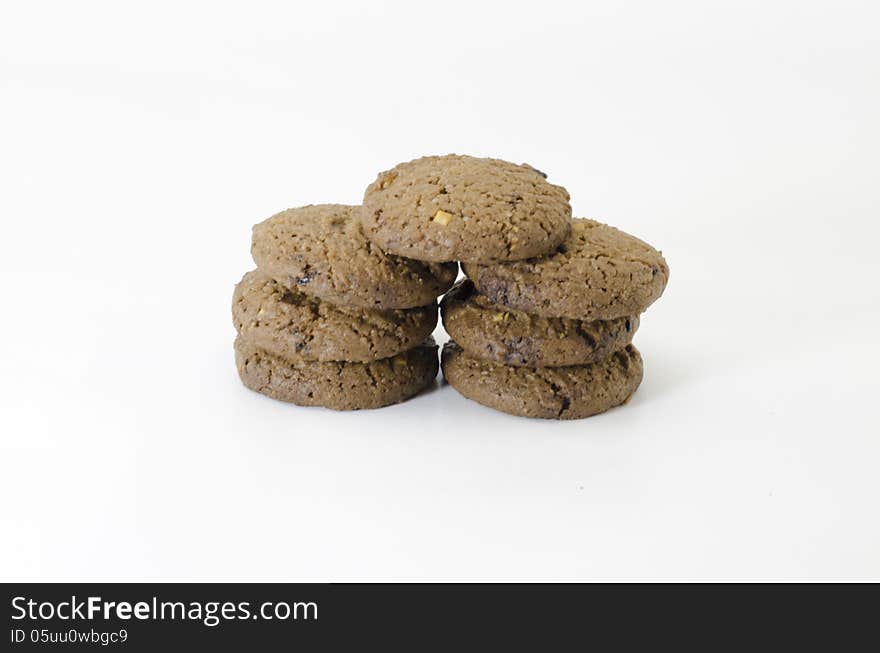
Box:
[360,154,572,263]
[462,218,669,321]
[251,204,458,309]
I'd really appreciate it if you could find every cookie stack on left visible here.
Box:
[232,204,457,410]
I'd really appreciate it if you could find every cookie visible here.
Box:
[440,280,638,367]
[360,154,572,263]
[233,270,438,363]
[463,218,669,321]
[441,341,643,420]
[235,336,439,410]
[251,204,457,309]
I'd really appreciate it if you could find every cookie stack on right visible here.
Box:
[447,219,668,419]
[361,154,669,420]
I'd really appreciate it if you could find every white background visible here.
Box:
[2,1,878,581]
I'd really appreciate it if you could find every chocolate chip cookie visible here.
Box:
[441,341,643,420]
[235,336,439,410]
[233,270,438,363]
[361,155,572,263]
[440,280,638,367]
[251,204,457,309]
[462,218,668,321]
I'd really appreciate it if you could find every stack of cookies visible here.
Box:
[360,155,669,420]
[233,154,668,419]
[232,204,457,410]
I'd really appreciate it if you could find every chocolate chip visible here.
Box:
[575,323,597,348]
[522,163,548,178]
[560,397,571,415]
[481,277,510,306]
[296,264,316,285]
[504,337,535,365]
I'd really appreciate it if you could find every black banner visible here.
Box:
[3,583,877,649]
